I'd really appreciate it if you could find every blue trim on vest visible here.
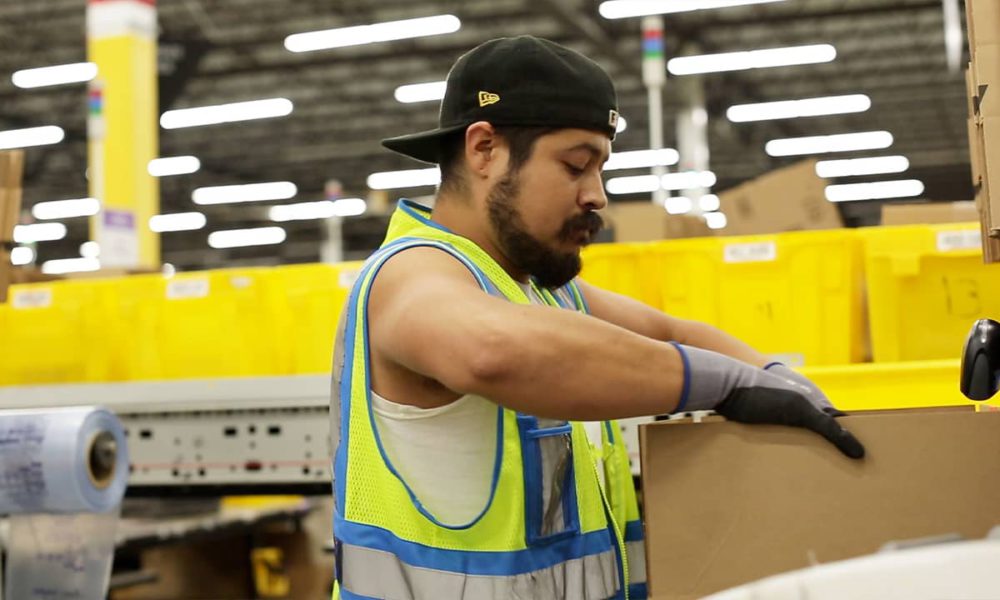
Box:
[398,198,453,234]
[603,420,615,440]
[516,415,582,546]
[629,582,649,599]
[624,519,644,542]
[669,341,691,413]
[568,278,590,313]
[335,517,616,576]
[763,361,784,371]
[339,589,379,600]
[355,239,506,530]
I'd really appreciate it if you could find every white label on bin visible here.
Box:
[167,278,210,300]
[724,241,777,263]
[936,230,981,252]
[12,289,52,310]
[338,269,360,289]
[230,276,253,289]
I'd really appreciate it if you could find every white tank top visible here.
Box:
[371,281,605,526]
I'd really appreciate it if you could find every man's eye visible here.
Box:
[565,163,585,176]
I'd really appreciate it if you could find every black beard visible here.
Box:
[486,173,603,289]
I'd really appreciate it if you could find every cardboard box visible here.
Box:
[604,201,713,242]
[974,44,1000,119]
[880,201,979,225]
[639,410,1000,599]
[717,159,842,236]
[967,0,1000,49]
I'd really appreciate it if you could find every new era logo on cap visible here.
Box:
[478,91,500,107]
[608,109,620,129]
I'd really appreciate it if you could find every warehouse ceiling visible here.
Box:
[0,0,974,269]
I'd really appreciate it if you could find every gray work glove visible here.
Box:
[671,343,865,459]
[764,362,846,417]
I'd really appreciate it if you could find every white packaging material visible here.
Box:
[0,406,128,599]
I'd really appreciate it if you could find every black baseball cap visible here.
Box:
[382,36,619,164]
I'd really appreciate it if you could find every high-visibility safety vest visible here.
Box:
[331,199,647,600]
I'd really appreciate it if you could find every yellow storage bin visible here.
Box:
[862,222,1000,362]
[114,268,290,380]
[0,279,118,385]
[648,229,865,366]
[269,262,363,374]
[580,242,661,309]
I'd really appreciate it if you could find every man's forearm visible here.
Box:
[673,320,771,368]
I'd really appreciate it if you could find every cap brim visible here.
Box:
[381,123,469,164]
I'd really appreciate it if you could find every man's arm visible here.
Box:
[368,247,687,422]
[575,279,771,367]
[366,247,863,458]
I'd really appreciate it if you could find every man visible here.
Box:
[331,36,864,600]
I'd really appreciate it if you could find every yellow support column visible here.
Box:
[87,0,160,269]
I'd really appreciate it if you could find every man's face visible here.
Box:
[486,128,610,288]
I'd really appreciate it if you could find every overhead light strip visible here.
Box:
[12,62,98,88]
[668,44,836,75]
[148,156,201,176]
[207,227,287,249]
[727,94,871,122]
[0,126,65,150]
[367,168,441,190]
[149,212,207,233]
[599,0,785,19]
[604,148,679,171]
[13,223,67,243]
[285,15,461,53]
[815,156,910,178]
[192,181,297,205]
[765,131,893,157]
[825,179,925,202]
[31,197,101,220]
[160,98,293,129]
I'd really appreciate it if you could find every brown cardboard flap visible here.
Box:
[639,411,1000,599]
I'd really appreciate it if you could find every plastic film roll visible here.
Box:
[0,406,128,514]
[0,406,129,599]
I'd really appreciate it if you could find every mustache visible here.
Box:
[559,211,604,241]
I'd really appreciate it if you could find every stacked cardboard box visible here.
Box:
[964,0,1000,262]
[717,159,842,235]
[880,200,978,225]
[604,201,713,241]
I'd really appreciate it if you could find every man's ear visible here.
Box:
[464,121,501,179]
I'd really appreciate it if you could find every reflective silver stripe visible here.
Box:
[340,542,620,600]
[626,539,647,585]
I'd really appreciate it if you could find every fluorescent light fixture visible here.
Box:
[12,62,97,88]
[661,171,717,190]
[606,175,661,195]
[824,179,925,202]
[31,197,100,220]
[699,194,721,212]
[285,14,461,53]
[394,81,446,104]
[42,257,100,275]
[604,148,680,171]
[0,126,65,150]
[765,131,893,157]
[600,0,784,19]
[148,155,201,177]
[208,226,287,249]
[705,212,728,229]
[667,44,836,75]
[160,98,293,129]
[367,168,441,190]
[10,246,33,266]
[192,181,297,205]
[79,241,100,258]
[616,116,628,134]
[665,196,694,214]
[13,223,67,243]
[727,94,871,122]
[149,212,206,233]
[270,198,367,221]
[815,156,910,178]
